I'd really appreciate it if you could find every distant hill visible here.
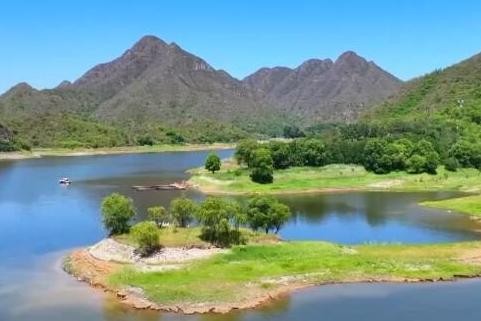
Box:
[0,35,401,148]
[243,51,401,122]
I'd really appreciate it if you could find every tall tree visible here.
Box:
[101,193,135,235]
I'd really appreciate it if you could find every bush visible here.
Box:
[101,193,136,235]
[444,157,459,172]
[136,135,154,146]
[170,196,198,227]
[147,206,169,227]
[205,152,221,174]
[131,221,160,256]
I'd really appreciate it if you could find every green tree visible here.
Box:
[204,152,221,174]
[362,139,389,174]
[298,138,327,167]
[170,196,198,228]
[268,141,291,169]
[234,139,259,166]
[101,193,135,235]
[196,197,245,247]
[147,206,169,228]
[406,154,427,174]
[246,196,291,234]
[249,148,274,184]
[131,221,160,256]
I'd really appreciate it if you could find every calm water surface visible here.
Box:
[1,150,481,321]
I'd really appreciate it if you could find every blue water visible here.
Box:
[1,149,481,321]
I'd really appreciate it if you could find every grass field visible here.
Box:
[109,241,481,306]
[422,195,481,217]
[188,160,481,195]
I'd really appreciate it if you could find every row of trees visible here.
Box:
[101,193,291,255]
[234,136,447,181]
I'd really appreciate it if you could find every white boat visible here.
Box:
[59,177,71,185]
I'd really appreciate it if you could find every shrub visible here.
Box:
[444,157,459,172]
[136,135,154,146]
[131,221,160,256]
[101,193,135,235]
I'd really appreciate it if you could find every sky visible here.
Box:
[1,0,481,94]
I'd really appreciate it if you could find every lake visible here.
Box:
[1,149,481,321]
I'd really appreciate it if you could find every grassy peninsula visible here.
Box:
[422,195,481,218]
[188,160,481,195]
[68,237,481,313]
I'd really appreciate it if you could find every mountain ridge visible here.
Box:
[0,35,402,147]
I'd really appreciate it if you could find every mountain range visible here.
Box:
[0,35,402,147]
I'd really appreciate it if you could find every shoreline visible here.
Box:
[65,239,481,314]
[0,143,234,161]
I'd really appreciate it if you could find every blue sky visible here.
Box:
[1,0,481,94]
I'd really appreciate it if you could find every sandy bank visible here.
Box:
[0,143,234,161]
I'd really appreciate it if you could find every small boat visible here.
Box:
[59,177,72,185]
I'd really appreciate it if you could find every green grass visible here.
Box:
[114,226,279,248]
[189,161,481,194]
[109,241,481,305]
[422,195,481,217]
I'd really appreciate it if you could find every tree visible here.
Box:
[268,141,291,169]
[411,140,440,174]
[249,148,274,184]
[234,139,259,166]
[205,152,221,174]
[170,196,198,227]
[246,196,291,234]
[131,221,160,256]
[362,139,389,174]
[283,125,305,138]
[147,206,169,228]
[196,197,245,247]
[101,193,135,235]
[298,138,327,167]
[406,154,427,174]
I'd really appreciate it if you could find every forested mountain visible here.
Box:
[0,35,400,148]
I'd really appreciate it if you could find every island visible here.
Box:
[65,192,481,314]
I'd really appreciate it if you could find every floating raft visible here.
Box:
[131,182,189,191]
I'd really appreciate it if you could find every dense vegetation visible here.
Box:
[234,134,447,185]
[100,193,291,250]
